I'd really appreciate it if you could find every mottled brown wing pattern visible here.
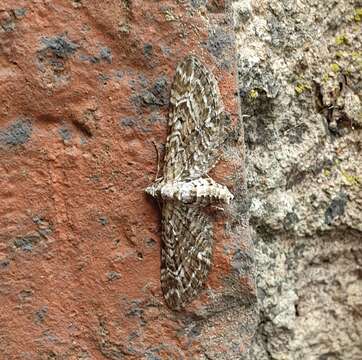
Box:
[161,202,213,310]
[163,56,227,181]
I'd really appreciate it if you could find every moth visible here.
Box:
[145,55,233,310]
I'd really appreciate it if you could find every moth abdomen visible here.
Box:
[159,178,233,205]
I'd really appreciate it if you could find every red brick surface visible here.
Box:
[0,1,256,358]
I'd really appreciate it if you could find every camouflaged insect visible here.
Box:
[145,55,233,310]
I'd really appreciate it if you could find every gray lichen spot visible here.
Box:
[41,35,79,59]
[325,192,348,225]
[286,123,309,144]
[0,119,32,148]
[207,27,233,59]
[238,57,280,99]
[231,250,253,275]
[99,47,112,63]
[283,211,299,230]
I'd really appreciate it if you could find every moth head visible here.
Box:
[145,184,158,198]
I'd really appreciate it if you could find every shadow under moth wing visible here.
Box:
[145,56,233,310]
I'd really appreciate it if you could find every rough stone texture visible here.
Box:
[0,1,256,359]
[234,0,362,358]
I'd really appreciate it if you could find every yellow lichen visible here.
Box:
[351,51,362,60]
[335,50,348,59]
[295,82,311,95]
[335,34,349,45]
[330,63,340,73]
[341,170,361,186]
[354,8,362,22]
[249,89,259,99]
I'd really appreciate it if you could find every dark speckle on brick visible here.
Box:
[120,117,136,127]
[207,27,233,59]
[13,234,41,252]
[0,259,10,269]
[145,238,156,247]
[132,76,169,110]
[126,306,144,318]
[19,289,33,302]
[141,91,158,105]
[14,8,27,18]
[99,216,108,226]
[149,112,165,124]
[35,306,48,324]
[106,271,121,281]
[79,54,100,64]
[59,127,71,141]
[0,119,32,148]
[161,46,172,56]
[138,75,149,88]
[143,43,153,57]
[191,0,207,8]
[0,11,16,32]
[128,331,139,341]
[41,35,79,59]
[145,352,162,360]
[42,331,58,343]
[99,47,112,63]
[325,192,348,225]
[115,70,124,79]
[98,73,110,84]
[151,77,169,106]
